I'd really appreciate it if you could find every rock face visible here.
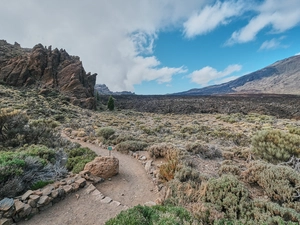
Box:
[0,40,97,109]
[84,156,119,179]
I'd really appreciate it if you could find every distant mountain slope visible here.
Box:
[95,84,135,95]
[173,55,300,96]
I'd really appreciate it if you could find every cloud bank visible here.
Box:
[189,64,242,86]
[1,0,300,92]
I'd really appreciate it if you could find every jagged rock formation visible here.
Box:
[174,55,300,96]
[95,84,135,95]
[0,40,97,109]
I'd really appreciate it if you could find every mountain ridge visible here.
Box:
[173,55,300,96]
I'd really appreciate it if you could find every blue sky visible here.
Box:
[1,0,300,94]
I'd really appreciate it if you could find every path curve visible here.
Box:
[18,134,158,225]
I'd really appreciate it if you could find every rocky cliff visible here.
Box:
[0,40,97,109]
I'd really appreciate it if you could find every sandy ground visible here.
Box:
[18,135,158,225]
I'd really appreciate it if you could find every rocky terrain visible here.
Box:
[94,84,135,95]
[174,55,300,95]
[0,40,97,109]
[101,94,300,119]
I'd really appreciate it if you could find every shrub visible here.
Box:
[146,143,176,159]
[115,141,148,153]
[31,180,53,190]
[105,205,196,225]
[243,161,300,203]
[96,127,115,139]
[107,96,114,111]
[200,175,251,220]
[251,129,300,163]
[66,147,97,173]
[23,145,56,164]
[186,142,222,159]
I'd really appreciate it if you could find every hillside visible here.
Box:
[0,40,97,109]
[174,55,300,95]
[95,84,135,95]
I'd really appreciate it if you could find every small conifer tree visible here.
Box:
[107,96,114,111]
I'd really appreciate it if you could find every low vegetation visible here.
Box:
[1,83,300,224]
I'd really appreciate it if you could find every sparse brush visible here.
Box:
[96,127,115,139]
[251,129,300,163]
[186,142,222,159]
[243,161,300,204]
[115,140,148,153]
[218,164,241,176]
[66,147,97,173]
[200,174,251,220]
[146,143,176,159]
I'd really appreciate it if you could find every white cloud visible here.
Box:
[183,0,246,38]
[259,37,287,50]
[228,0,300,44]
[296,52,300,56]
[0,0,204,92]
[189,64,242,86]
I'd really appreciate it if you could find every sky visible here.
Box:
[1,0,300,95]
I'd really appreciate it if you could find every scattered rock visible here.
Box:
[37,196,51,206]
[0,198,14,212]
[21,190,33,201]
[0,218,13,225]
[85,184,96,195]
[75,178,86,188]
[110,201,121,207]
[100,197,112,204]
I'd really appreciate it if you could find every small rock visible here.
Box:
[21,190,33,201]
[100,197,112,204]
[18,204,32,218]
[62,185,73,194]
[0,218,13,225]
[0,198,14,212]
[144,160,153,173]
[37,196,51,206]
[51,190,59,199]
[140,156,147,160]
[85,184,96,194]
[110,201,121,207]
[39,202,52,211]
[14,200,24,213]
[42,185,54,196]
[75,178,86,188]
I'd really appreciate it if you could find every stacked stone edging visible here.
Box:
[0,171,103,225]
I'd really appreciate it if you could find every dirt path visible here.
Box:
[18,135,158,225]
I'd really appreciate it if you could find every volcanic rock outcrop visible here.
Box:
[0,40,97,109]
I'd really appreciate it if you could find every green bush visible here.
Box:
[23,145,56,164]
[251,129,300,163]
[96,127,115,139]
[0,151,26,182]
[105,205,196,225]
[31,180,53,190]
[201,175,251,220]
[115,141,148,153]
[244,161,300,204]
[107,96,115,111]
[66,147,97,173]
[186,142,222,159]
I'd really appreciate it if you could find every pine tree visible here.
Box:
[107,96,114,111]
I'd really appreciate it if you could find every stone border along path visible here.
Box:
[15,133,159,225]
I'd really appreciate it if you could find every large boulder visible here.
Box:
[84,157,119,179]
